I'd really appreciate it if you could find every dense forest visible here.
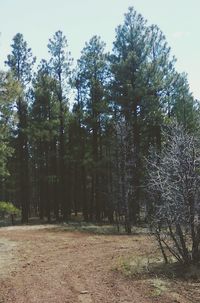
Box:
[0,6,199,232]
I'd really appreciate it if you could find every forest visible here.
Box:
[1,5,200,302]
[1,6,200,261]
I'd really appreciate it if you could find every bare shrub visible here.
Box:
[147,124,200,264]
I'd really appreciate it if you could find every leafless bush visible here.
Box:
[147,124,200,264]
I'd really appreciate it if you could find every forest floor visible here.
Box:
[0,224,200,303]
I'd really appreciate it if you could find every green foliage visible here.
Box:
[0,6,199,225]
[5,33,36,85]
[5,33,35,223]
[0,201,20,216]
[48,30,72,96]
[0,71,20,177]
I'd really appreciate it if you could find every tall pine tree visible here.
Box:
[5,33,35,222]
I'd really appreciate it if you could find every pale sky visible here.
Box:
[0,0,199,99]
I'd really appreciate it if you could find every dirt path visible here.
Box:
[0,225,154,303]
[0,225,189,303]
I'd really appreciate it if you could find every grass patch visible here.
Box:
[114,254,173,298]
[150,278,170,297]
[60,222,122,234]
[115,251,200,282]
[54,221,149,235]
[114,254,164,277]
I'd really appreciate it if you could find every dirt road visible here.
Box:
[0,225,191,303]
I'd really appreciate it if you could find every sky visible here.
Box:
[0,0,199,99]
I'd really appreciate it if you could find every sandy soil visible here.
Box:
[0,225,198,303]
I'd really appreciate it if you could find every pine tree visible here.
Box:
[5,33,36,222]
[0,71,20,179]
[30,60,60,221]
[77,35,109,220]
[48,31,72,220]
[110,7,178,223]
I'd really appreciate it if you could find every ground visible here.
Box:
[0,225,199,303]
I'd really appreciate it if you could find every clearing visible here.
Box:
[0,225,199,303]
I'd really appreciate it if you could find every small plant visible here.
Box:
[150,278,169,297]
[0,201,20,224]
[115,255,153,277]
